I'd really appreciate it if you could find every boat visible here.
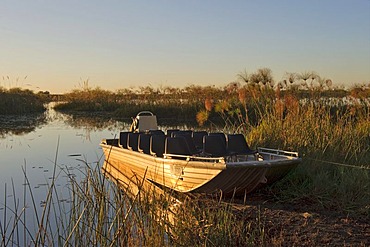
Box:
[100,111,301,196]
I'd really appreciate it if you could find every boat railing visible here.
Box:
[257,147,299,159]
[163,153,224,163]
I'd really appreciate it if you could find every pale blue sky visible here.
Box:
[1,0,369,93]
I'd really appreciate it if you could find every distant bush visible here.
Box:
[0,87,46,115]
[54,85,213,122]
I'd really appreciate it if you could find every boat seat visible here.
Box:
[203,135,229,157]
[130,111,158,132]
[150,134,166,157]
[192,131,208,150]
[208,132,227,146]
[173,132,200,155]
[138,133,151,155]
[119,131,130,149]
[102,138,118,146]
[166,129,179,137]
[127,132,140,151]
[148,129,165,135]
[171,130,192,137]
[227,134,257,155]
[165,136,191,157]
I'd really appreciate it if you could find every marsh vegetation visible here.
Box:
[0,87,48,115]
[1,69,369,245]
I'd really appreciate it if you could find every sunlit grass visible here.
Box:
[197,81,370,217]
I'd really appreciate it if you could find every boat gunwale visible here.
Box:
[100,143,227,170]
[100,142,301,169]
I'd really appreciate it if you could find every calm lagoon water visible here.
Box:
[0,105,127,193]
[0,105,193,244]
[0,105,128,244]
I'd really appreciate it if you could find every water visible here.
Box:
[1,105,126,186]
[0,104,128,245]
[0,104,198,245]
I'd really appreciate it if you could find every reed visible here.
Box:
[54,78,368,128]
[54,86,205,123]
[1,156,271,246]
[1,135,368,246]
[197,80,370,216]
[0,87,46,115]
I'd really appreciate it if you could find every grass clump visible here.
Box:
[172,196,267,246]
[1,158,270,246]
[0,87,46,115]
[195,71,370,216]
[54,85,205,123]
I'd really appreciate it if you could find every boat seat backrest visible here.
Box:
[127,132,140,151]
[150,134,166,157]
[192,131,208,150]
[166,129,179,137]
[149,129,165,135]
[173,132,199,154]
[227,134,257,155]
[138,133,151,154]
[165,136,191,156]
[135,115,158,132]
[203,135,228,157]
[208,133,227,146]
[119,131,130,149]
[172,130,192,137]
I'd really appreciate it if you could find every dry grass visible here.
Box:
[197,81,370,216]
[0,87,46,114]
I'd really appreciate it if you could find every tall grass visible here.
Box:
[2,149,367,246]
[54,85,216,123]
[1,156,270,246]
[197,80,370,215]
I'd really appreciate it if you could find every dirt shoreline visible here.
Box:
[238,193,370,246]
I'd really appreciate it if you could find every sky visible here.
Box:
[1,0,369,93]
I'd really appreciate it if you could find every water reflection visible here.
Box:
[55,112,129,130]
[0,112,47,138]
[102,159,183,232]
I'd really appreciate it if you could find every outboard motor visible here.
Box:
[130,111,158,132]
